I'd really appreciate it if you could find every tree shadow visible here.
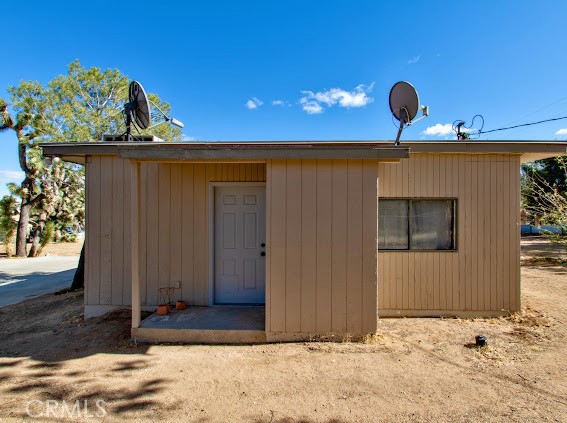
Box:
[0,373,12,383]
[7,380,51,393]
[4,370,170,419]
[0,287,168,419]
[0,289,150,362]
[0,359,24,367]
[1,351,170,419]
[112,400,159,414]
[112,359,150,372]
[28,362,64,370]
[251,417,351,423]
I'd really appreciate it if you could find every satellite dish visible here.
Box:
[388,81,429,145]
[129,81,151,130]
[390,81,420,123]
[121,80,184,141]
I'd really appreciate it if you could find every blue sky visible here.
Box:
[1,1,567,196]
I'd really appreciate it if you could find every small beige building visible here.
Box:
[42,140,566,343]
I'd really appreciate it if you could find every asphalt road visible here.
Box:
[0,256,78,307]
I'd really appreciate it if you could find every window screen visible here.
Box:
[410,200,454,250]
[378,200,409,249]
[378,199,456,251]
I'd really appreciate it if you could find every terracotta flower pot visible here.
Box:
[157,304,170,316]
[176,300,186,310]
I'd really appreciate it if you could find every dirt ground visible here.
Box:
[0,241,83,258]
[0,238,565,422]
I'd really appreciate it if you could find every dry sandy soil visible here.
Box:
[0,242,83,258]
[0,237,565,422]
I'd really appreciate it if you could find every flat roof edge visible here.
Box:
[40,141,566,162]
[40,142,410,160]
[403,141,567,154]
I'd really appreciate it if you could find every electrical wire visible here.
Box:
[499,95,567,128]
[479,115,567,134]
[391,106,411,128]
[452,114,567,139]
[391,112,401,129]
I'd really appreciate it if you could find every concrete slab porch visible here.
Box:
[132,306,266,344]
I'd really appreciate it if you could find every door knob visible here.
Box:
[261,252,266,257]
[261,243,265,247]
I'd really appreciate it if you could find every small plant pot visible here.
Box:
[157,304,170,316]
[176,300,186,310]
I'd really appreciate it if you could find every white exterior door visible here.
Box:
[214,185,266,304]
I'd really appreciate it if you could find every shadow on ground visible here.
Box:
[0,289,161,418]
[0,289,150,362]
[1,357,168,419]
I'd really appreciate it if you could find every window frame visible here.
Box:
[378,198,458,252]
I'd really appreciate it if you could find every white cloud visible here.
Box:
[423,123,454,137]
[408,55,421,64]
[555,128,567,135]
[299,83,374,114]
[245,97,263,110]
[0,170,24,183]
[272,100,290,106]
[300,100,324,115]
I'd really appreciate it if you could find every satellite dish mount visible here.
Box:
[121,80,184,141]
[389,81,429,145]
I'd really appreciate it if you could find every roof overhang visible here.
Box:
[403,141,567,163]
[39,140,567,165]
[40,141,411,164]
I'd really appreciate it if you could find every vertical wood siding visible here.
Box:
[85,153,518,321]
[85,159,266,306]
[266,159,379,335]
[378,153,521,314]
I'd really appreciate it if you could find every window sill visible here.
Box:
[378,249,458,253]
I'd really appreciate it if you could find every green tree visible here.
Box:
[49,164,85,242]
[0,195,18,257]
[0,83,50,256]
[522,155,567,229]
[1,60,182,258]
[27,159,85,256]
[48,60,181,143]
